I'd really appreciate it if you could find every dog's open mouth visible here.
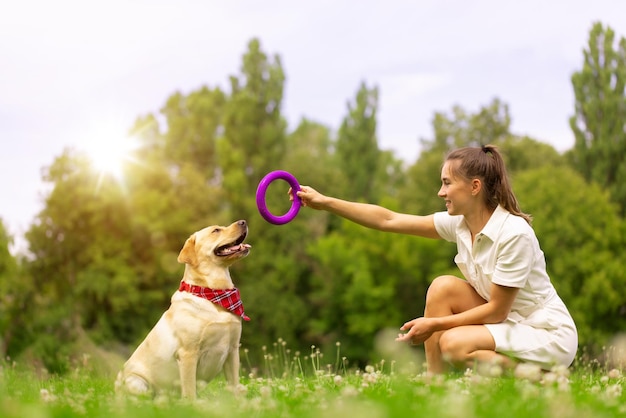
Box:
[215,232,251,257]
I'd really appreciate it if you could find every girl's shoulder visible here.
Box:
[433,211,463,242]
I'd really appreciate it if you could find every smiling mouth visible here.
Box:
[215,232,251,257]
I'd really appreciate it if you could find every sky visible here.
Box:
[1,0,625,254]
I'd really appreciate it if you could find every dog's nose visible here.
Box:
[237,220,247,227]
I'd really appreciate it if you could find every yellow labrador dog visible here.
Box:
[115,220,251,399]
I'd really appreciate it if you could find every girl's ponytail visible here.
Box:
[447,145,532,224]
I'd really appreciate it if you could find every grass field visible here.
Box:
[1,342,625,418]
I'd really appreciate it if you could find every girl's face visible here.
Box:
[438,160,475,216]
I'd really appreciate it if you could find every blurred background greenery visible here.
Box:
[1,22,625,376]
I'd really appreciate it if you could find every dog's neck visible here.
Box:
[181,264,235,290]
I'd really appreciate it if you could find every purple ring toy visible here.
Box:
[256,170,301,225]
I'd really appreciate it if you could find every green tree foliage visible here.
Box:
[281,118,347,236]
[162,87,226,173]
[23,151,145,371]
[568,22,626,215]
[336,82,381,202]
[0,220,22,357]
[220,38,287,219]
[514,166,626,348]
[496,135,566,173]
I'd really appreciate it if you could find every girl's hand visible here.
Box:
[395,317,435,345]
[289,185,326,210]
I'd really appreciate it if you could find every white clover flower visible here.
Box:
[514,363,542,382]
[469,374,485,385]
[476,363,503,378]
[259,386,272,398]
[557,379,570,392]
[333,375,343,385]
[489,364,503,378]
[340,385,358,397]
[606,384,622,398]
[230,384,248,396]
[608,368,621,379]
[551,364,570,378]
[541,372,558,385]
[40,388,57,403]
[196,380,208,391]
[519,381,541,399]
[363,372,378,384]
[154,393,170,406]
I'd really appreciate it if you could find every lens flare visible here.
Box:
[84,128,139,183]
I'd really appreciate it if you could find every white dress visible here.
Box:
[434,205,578,368]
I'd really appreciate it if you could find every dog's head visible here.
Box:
[177,220,251,268]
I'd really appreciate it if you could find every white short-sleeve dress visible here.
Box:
[433,205,578,368]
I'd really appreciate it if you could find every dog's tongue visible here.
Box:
[223,243,251,254]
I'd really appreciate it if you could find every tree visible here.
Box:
[0,220,23,357]
[161,87,226,174]
[281,118,347,234]
[568,22,626,215]
[214,39,317,358]
[496,135,566,173]
[219,38,287,220]
[22,150,144,371]
[336,82,381,202]
[514,166,626,350]
[158,86,230,232]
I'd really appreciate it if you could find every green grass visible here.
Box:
[1,342,625,418]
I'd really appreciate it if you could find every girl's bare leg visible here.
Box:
[438,326,517,370]
[422,275,488,373]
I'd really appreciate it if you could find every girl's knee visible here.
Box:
[426,275,459,300]
[439,330,465,362]
[426,276,486,315]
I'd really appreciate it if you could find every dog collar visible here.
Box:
[179,281,250,321]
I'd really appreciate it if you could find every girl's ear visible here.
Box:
[471,178,482,196]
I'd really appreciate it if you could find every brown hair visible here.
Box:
[446,145,532,224]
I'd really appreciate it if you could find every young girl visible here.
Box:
[291,145,577,373]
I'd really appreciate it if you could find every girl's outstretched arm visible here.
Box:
[292,185,440,239]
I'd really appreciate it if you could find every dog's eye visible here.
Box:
[212,228,221,234]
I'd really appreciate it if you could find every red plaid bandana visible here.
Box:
[179,281,250,321]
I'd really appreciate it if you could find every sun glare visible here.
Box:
[85,130,139,182]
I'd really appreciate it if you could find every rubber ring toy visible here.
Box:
[256,170,301,225]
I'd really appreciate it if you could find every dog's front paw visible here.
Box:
[118,374,151,396]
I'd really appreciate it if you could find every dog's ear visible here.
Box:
[177,235,198,266]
